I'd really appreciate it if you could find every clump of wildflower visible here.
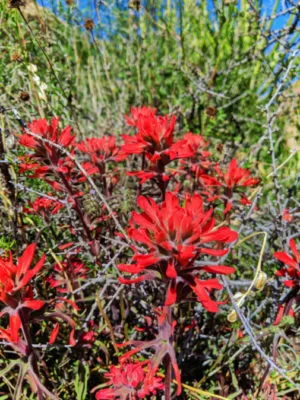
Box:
[118,192,237,311]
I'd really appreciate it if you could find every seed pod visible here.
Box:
[205,106,217,119]
[227,310,237,323]
[84,19,95,31]
[19,91,30,102]
[9,0,26,8]
[254,271,267,290]
[227,292,244,323]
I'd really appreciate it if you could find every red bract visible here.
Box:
[282,208,292,222]
[168,132,210,160]
[18,118,98,188]
[95,361,164,399]
[19,118,75,155]
[274,239,300,287]
[121,107,176,160]
[0,244,45,342]
[18,118,78,183]
[122,110,215,199]
[198,159,259,192]
[76,137,122,196]
[214,159,259,189]
[127,133,210,186]
[124,106,157,126]
[24,196,64,217]
[0,244,45,302]
[198,159,259,213]
[118,192,237,311]
[121,108,177,199]
[47,256,88,294]
[0,315,23,344]
[76,136,124,164]
[273,304,295,326]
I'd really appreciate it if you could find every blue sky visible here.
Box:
[37,0,292,33]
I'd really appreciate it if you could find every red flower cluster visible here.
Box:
[214,159,260,189]
[274,239,299,287]
[198,159,259,213]
[273,239,299,325]
[19,117,75,153]
[24,195,64,217]
[18,118,97,187]
[118,307,181,395]
[13,108,262,398]
[76,136,124,164]
[122,106,175,158]
[47,256,88,294]
[76,136,122,196]
[168,131,210,161]
[95,361,164,399]
[119,192,237,311]
[18,118,116,256]
[0,244,45,343]
[121,108,259,209]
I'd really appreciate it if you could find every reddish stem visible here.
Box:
[163,306,173,400]
[18,309,44,399]
[58,172,92,242]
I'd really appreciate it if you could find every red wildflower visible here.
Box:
[18,118,78,184]
[0,244,45,342]
[215,159,259,189]
[95,361,164,399]
[47,257,88,294]
[168,132,210,160]
[76,136,124,164]
[216,159,259,189]
[118,192,237,311]
[122,110,213,195]
[273,304,295,326]
[19,117,75,156]
[24,195,64,217]
[121,107,176,160]
[198,159,259,213]
[282,208,292,222]
[127,170,172,185]
[0,244,45,303]
[117,308,180,395]
[124,106,157,126]
[199,159,259,191]
[274,239,300,287]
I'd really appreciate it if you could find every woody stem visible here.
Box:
[164,354,172,400]
[163,306,173,400]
